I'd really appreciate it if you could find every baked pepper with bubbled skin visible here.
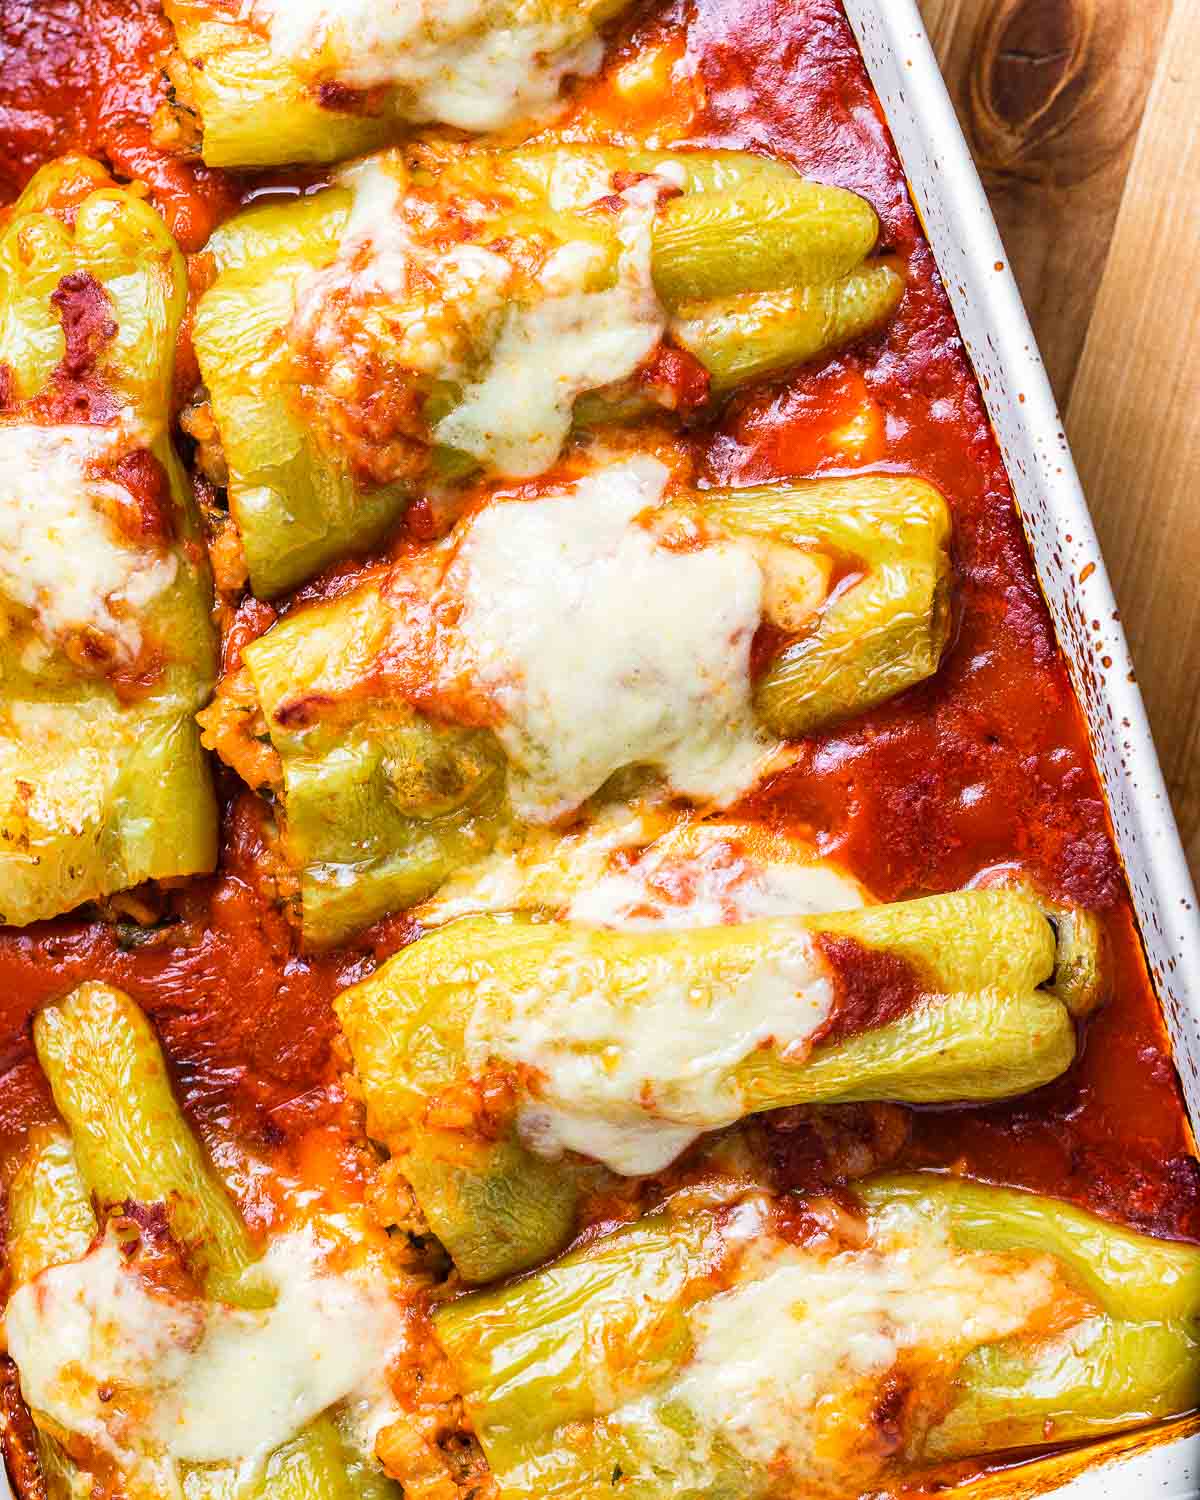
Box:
[0,157,217,926]
[202,469,951,948]
[336,887,1095,1282]
[685,476,951,736]
[7,982,401,1500]
[192,144,902,596]
[162,0,636,169]
[434,1173,1200,1498]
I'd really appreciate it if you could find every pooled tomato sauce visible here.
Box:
[0,0,1194,1282]
[0,0,238,249]
[674,0,1199,1241]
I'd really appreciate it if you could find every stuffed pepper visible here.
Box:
[337,886,1100,1282]
[0,158,217,926]
[200,461,951,946]
[162,0,637,168]
[3,982,408,1498]
[434,1174,1200,1497]
[191,145,902,594]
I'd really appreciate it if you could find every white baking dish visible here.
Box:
[843,1,1200,1493]
[0,6,1195,1499]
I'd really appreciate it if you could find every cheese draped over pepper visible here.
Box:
[5,1224,407,1489]
[434,1186,1084,1498]
[212,458,950,946]
[445,455,772,822]
[193,143,899,594]
[0,419,177,668]
[0,159,217,926]
[165,0,631,168]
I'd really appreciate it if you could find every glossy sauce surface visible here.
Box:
[0,0,1193,1290]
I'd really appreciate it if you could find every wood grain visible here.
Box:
[1065,0,1200,873]
[920,0,1172,396]
[919,0,1200,883]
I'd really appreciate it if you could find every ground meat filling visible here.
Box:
[197,667,281,793]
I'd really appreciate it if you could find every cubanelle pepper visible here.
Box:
[6,983,403,1500]
[192,145,902,595]
[204,466,951,948]
[162,0,636,169]
[433,1173,1200,1499]
[336,886,1101,1283]
[0,157,217,926]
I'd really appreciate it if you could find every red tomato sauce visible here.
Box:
[0,0,1194,1264]
[675,0,1198,1240]
[0,0,238,250]
[812,934,924,1049]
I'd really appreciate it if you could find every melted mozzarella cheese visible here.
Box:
[0,423,176,664]
[450,456,774,823]
[466,934,833,1175]
[295,161,669,480]
[252,0,606,131]
[293,159,513,380]
[435,179,668,478]
[415,806,677,925]
[416,814,866,928]
[616,1199,1058,1485]
[567,824,866,929]
[5,1229,406,1483]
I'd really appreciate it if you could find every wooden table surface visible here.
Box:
[918,0,1200,884]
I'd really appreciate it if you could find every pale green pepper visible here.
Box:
[6,1124,97,1288]
[336,889,1079,1282]
[193,145,899,596]
[193,187,406,599]
[227,471,950,947]
[672,265,905,393]
[4,1128,97,1500]
[0,157,217,926]
[9,983,402,1500]
[972,869,1108,1017]
[239,582,508,948]
[651,174,882,303]
[1048,901,1107,1015]
[690,474,952,735]
[163,0,635,169]
[862,1176,1200,1459]
[434,1174,1200,1497]
[33,982,262,1305]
